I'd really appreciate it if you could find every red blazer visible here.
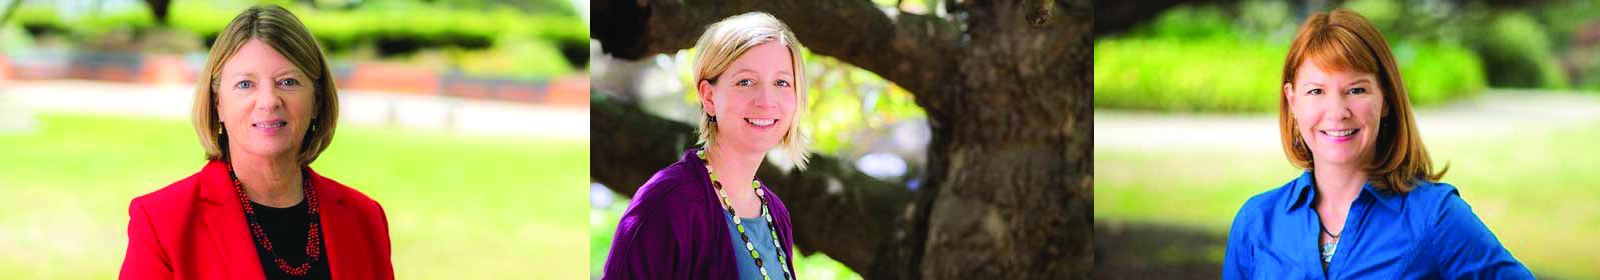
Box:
[120,161,393,279]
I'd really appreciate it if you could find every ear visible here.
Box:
[1282,82,1296,114]
[698,79,716,116]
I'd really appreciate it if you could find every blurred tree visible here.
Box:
[143,0,169,25]
[591,0,1086,278]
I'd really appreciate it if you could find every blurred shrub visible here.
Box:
[1535,1,1600,92]
[1467,11,1569,89]
[169,2,586,58]
[1094,38,1485,112]
[10,2,585,61]
[1119,5,1236,42]
[1093,37,1284,112]
[8,1,586,77]
[1396,42,1487,105]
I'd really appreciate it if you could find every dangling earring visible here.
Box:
[1292,125,1306,151]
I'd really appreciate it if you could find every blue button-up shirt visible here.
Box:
[1223,171,1533,279]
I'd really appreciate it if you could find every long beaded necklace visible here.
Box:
[700,150,791,280]
[228,163,323,276]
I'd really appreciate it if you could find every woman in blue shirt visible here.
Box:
[1222,9,1533,279]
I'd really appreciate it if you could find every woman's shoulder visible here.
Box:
[629,160,712,214]
[1227,174,1312,240]
[132,161,226,211]
[316,174,383,208]
[609,154,719,248]
[1403,180,1460,199]
[1396,180,1465,217]
[1237,175,1311,218]
[629,150,714,207]
[615,151,719,230]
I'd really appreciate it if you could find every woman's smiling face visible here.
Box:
[217,38,317,160]
[698,41,798,154]
[1284,58,1385,169]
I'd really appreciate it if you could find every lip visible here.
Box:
[1319,128,1359,143]
[250,118,288,136]
[744,118,779,130]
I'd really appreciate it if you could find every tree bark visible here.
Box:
[593,0,1090,278]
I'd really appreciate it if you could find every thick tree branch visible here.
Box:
[590,95,919,277]
[591,0,961,101]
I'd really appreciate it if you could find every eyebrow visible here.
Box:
[1301,78,1373,88]
[727,68,794,78]
[225,68,304,80]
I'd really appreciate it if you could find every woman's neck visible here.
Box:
[705,144,764,214]
[229,152,305,208]
[1311,164,1366,212]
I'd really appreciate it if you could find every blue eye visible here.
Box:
[236,80,254,89]
[775,80,791,87]
[737,79,755,87]
[278,78,301,88]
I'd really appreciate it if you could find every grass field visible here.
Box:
[0,113,589,279]
[1095,114,1600,278]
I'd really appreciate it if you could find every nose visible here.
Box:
[253,85,285,112]
[751,84,779,110]
[1323,94,1352,121]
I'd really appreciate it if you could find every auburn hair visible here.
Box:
[1278,9,1446,193]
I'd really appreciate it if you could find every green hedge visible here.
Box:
[1467,11,1569,89]
[1094,38,1486,112]
[9,2,586,58]
[167,2,587,56]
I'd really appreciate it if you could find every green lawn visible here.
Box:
[0,113,589,279]
[1095,120,1600,278]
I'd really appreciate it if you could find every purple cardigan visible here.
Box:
[602,149,798,279]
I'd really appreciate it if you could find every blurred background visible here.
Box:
[1094,0,1600,278]
[0,0,590,278]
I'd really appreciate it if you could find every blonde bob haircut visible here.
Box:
[692,11,810,170]
[193,5,338,166]
[1278,9,1445,193]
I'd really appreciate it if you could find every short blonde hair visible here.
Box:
[1278,9,1444,193]
[193,5,338,166]
[692,12,810,169]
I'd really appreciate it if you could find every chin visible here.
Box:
[1313,152,1360,166]
[724,138,779,153]
[241,141,297,158]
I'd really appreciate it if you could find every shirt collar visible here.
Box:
[1285,170,1403,212]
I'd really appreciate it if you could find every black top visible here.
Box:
[249,200,330,280]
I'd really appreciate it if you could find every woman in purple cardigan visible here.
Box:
[602,12,812,280]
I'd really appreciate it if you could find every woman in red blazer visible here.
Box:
[120,5,392,279]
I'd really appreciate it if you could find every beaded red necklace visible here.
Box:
[700,150,792,280]
[227,163,322,276]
